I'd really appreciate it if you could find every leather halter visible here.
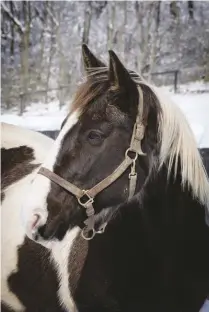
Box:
[38,86,146,240]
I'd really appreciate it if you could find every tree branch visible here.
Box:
[1,1,25,33]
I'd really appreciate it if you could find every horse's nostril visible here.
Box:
[31,214,40,229]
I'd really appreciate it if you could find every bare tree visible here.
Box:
[107,2,116,50]
[134,1,157,73]
[147,2,161,81]
[1,1,209,115]
[44,2,57,103]
[123,1,128,62]
[2,1,32,114]
[19,1,31,114]
[82,1,93,45]
[35,1,49,85]
[9,1,15,60]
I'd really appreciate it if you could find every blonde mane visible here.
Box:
[135,78,209,209]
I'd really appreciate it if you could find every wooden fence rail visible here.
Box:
[18,69,180,109]
[150,70,179,93]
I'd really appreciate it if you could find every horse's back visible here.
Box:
[1,122,53,162]
[1,122,54,192]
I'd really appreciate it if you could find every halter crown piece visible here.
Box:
[38,86,146,240]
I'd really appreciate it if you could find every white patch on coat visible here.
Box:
[51,227,80,312]
[1,122,53,163]
[21,110,80,238]
[1,174,37,312]
[1,124,54,311]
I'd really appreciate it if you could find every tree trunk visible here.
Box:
[82,1,92,45]
[19,1,30,115]
[123,1,128,62]
[10,1,14,61]
[107,2,116,50]
[36,1,48,85]
[45,2,56,103]
[135,2,156,74]
[56,8,66,109]
[147,2,161,81]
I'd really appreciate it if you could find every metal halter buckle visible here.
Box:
[78,190,94,207]
[125,148,138,161]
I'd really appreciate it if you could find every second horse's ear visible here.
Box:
[82,44,106,73]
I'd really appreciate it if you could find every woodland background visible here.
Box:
[1,1,209,115]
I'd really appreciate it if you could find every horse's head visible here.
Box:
[23,45,161,244]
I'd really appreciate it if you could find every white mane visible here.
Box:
[137,79,209,209]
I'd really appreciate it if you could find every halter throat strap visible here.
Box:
[38,86,146,240]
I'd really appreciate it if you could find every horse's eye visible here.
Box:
[87,130,104,146]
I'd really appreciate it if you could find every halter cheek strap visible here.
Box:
[38,86,146,240]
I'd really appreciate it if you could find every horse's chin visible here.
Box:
[23,216,57,249]
[34,238,56,250]
[27,231,57,249]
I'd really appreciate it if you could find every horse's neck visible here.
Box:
[140,165,207,238]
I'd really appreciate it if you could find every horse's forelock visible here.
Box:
[70,67,141,115]
[70,68,109,114]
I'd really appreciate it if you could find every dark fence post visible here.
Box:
[174,70,178,93]
[151,70,179,92]
[19,93,25,116]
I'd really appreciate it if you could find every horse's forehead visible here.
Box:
[106,105,127,124]
[83,103,127,126]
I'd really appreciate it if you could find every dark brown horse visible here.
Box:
[1,46,209,312]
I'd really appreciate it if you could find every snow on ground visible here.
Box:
[1,81,209,147]
[171,93,209,148]
[1,101,68,131]
[161,80,209,94]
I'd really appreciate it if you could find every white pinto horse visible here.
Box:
[1,123,61,311]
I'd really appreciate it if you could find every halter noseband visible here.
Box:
[38,86,146,240]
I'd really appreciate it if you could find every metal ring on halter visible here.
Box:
[95,222,107,234]
[125,148,138,161]
[78,190,94,207]
[81,227,96,240]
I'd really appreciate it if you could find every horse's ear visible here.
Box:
[82,44,105,73]
[108,50,133,90]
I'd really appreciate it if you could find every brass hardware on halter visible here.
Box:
[38,86,146,240]
[81,222,107,240]
[78,190,94,207]
[81,227,96,240]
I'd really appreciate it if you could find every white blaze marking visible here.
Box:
[20,110,80,311]
[51,227,80,312]
[21,110,80,237]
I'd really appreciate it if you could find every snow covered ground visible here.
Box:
[0,101,68,131]
[171,93,209,148]
[1,81,209,147]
